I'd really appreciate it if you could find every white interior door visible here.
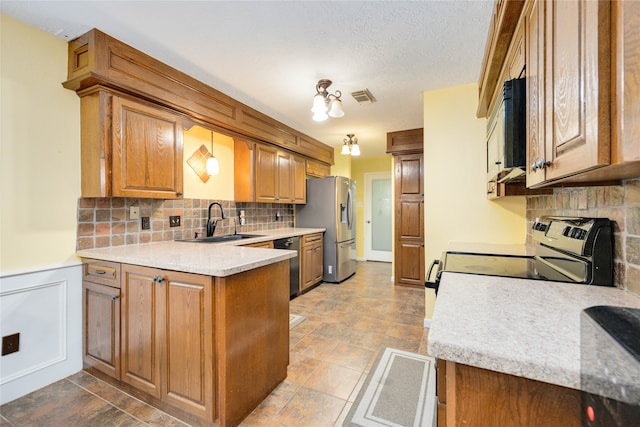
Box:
[364,172,392,262]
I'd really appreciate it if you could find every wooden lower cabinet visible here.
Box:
[83,280,120,379]
[121,265,214,421]
[439,360,580,426]
[83,259,289,426]
[301,233,323,291]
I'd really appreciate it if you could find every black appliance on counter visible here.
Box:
[426,216,614,294]
[581,306,640,426]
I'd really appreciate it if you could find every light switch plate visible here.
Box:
[130,206,140,220]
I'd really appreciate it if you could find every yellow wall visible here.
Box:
[351,156,393,259]
[330,147,352,178]
[183,126,235,200]
[1,15,81,272]
[423,83,526,319]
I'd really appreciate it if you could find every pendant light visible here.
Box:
[311,79,344,122]
[342,134,360,156]
[206,131,219,175]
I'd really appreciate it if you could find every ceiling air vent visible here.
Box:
[351,89,376,105]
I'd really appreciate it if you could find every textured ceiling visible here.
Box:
[2,1,493,158]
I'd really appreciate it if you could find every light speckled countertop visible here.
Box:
[77,227,324,277]
[427,272,640,390]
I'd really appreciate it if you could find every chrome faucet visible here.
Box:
[206,202,226,237]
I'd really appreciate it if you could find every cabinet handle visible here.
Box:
[532,159,552,172]
[112,295,119,300]
[495,161,502,165]
[176,192,183,196]
[93,269,106,275]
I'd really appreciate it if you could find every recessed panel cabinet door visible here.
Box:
[112,96,184,199]
[83,281,120,379]
[396,154,423,196]
[526,0,546,187]
[121,265,163,398]
[255,144,278,202]
[163,272,214,421]
[544,0,610,180]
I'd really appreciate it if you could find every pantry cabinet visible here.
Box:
[393,152,425,288]
[301,233,323,291]
[79,90,184,199]
[525,0,611,188]
[120,264,214,421]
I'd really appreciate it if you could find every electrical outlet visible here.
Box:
[169,215,181,227]
[2,333,20,356]
[141,217,150,230]
[129,206,140,220]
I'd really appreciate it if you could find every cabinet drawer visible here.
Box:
[243,240,274,249]
[302,233,323,245]
[83,260,120,287]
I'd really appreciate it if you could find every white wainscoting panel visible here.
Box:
[0,264,82,404]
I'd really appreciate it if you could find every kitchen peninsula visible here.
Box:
[428,273,640,427]
[77,235,304,427]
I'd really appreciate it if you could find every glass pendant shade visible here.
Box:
[311,93,328,113]
[350,143,361,156]
[341,143,350,155]
[206,156,219,175]
[327,98,344,118]
[312,111,329,122]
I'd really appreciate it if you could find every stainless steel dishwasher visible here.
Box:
[274,236,300,298]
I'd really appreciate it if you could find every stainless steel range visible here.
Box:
[426,216,614,293]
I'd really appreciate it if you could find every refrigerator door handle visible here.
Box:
[346,189,353,229]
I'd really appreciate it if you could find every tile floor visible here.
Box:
[0,261,428,427]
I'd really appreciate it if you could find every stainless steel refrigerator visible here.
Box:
[296,176,356,283]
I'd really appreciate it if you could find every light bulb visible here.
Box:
[312,111,328,122]
[206,156,219,175]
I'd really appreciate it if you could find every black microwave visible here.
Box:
[486,77,526,181]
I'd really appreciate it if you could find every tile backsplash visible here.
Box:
[526,178,640,296]
[77,198,294,250]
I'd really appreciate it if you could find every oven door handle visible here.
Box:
[425,259,440,289]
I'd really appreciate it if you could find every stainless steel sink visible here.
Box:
[176,234,263,243]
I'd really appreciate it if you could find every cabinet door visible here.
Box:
[83,281,120,379]
[311,240,324,285]
[300,234,323,291]
[112,96,184,199]
[120,265,163,398]
[398,200,424,240]
[543,0,610,180]
[395,154,424,197]
[292,156,307,203]
[395,241,425,287]
[255,144,278,202]
[526,0,611,186]
[163,271,214,421]
[526,0,546,187]
[276,150,293,202]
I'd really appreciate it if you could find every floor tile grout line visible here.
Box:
[64,375,191,427]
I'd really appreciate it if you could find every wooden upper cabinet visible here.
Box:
[526,0,612,187]
[305,159,330,178]
[255,144,278,202]
[79,90,184,198]
[112,96,184,198]
[386,128,423,154]
[64,29,334,169]
[292,156,307,203]
[235,140,306,204]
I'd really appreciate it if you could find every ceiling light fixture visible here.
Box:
[311,79,344,122]
[206,131,219,175]
[341,134,360,156]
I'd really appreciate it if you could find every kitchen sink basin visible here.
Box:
[176,234,264,243]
